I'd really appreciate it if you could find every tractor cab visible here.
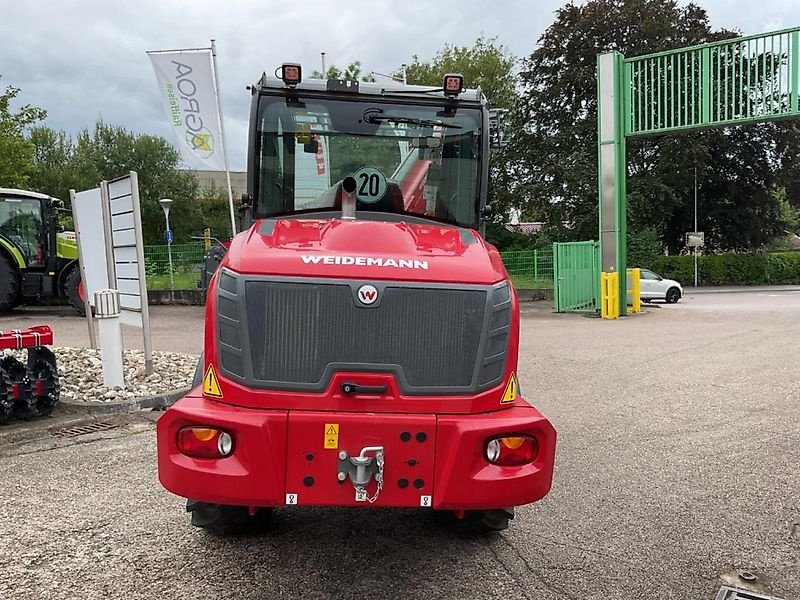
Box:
[246,70,489,231]
[0,189,81,313]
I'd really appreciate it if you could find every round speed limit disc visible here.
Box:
[352,167,388,204]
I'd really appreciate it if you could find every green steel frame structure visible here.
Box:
[597,27,800,315]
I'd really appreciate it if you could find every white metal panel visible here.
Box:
[112,229,137,247]
[72,187,109,307]
[108,178,133,201]
[110,196,133,216]
[116,278,141,296]
[119,295,143,313]
[112,211,135,231]
[114,262,139,279]
[114,245,138,264]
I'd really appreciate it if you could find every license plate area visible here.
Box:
[285,412,436,507]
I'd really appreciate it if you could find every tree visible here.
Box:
[402,36,517,109]
[511,0,797,252]
[311,61,375,82]
[29,122,200,244]
[398,37,520,246]
[0,76,46,188]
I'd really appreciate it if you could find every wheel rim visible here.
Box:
[77,280,85,302]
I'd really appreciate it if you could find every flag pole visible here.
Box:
[210,39,238,237]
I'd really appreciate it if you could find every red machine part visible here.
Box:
[0,325,54,350]
[0,326,58,424]
[157,391,555,511]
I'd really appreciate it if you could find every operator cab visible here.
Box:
[246,66,492,231]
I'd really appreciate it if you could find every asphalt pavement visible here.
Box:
[0,290,798,600]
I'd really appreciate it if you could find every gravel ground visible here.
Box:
[2,348,196,403]
[0,291,798,600]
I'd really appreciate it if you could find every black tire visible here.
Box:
[0,253,21,313]
[64,267,85,316]
[435,507,515,534]
[665,287,681,304]
[186,500,273,536]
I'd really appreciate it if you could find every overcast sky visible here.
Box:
[1,0,797,170]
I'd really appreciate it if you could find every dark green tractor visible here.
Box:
[0,188,84,315]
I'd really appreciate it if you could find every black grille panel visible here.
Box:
[244,281,486,389]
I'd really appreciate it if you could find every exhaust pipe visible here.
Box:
[341,176,357,220]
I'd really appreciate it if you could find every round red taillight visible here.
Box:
[485,435,538,466]
[177,426,234,459]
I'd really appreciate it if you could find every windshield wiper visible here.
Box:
[363,110,462,129]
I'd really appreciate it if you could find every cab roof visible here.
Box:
[0,188,58,202]
[255,75,487,105]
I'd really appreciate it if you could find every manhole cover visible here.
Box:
[50,421,118,438]
[716,586,784,600]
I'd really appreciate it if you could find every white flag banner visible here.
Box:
[148,50,225,171]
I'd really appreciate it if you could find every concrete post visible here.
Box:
[94,289,125,389]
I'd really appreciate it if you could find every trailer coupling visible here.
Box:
[337,446,385,503]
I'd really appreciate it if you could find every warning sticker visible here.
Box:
[324,423,339,449]
[500,373,518,404]
[203,365,223,398]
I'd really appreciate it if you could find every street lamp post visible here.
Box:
[159,198,174,291]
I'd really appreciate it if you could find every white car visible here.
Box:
[639,269,683,303]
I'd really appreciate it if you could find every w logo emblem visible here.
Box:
[357,285,379,305]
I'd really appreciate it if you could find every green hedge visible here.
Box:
[648,252,800,286]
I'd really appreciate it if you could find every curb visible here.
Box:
[59,387,191,415]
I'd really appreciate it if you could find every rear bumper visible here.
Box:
[157,390,556,510]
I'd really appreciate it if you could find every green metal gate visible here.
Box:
[553,241,599,313]
[598,26,800,316]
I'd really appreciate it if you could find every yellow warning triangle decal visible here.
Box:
[501,373,518,404]
[203,365,223,398]
[326,424,338,435]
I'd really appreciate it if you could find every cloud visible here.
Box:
[1,0,795,171]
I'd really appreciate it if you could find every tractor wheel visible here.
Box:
[0,356,35,420]
[434,507,515,534]
[186,500,273,536]
[0,253,21,313]
[27,347,60,417]
[65,267,86,316]
[0,365,13,425]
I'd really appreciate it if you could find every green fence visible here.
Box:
[142,243,557,292]
[144,243,206,290]
[501,249,554,290]
[553,241,599,313]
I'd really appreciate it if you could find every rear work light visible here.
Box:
[485,435,538,466]
[177,426,234,459]
[281,63,302,86]
[442,73,464,97]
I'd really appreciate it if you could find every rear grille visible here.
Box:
[216,272,510,395]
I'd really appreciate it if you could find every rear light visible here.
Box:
[485,435,538,466]
[443,73,464,97]
[281,63,302,86]
[177,426,234,459]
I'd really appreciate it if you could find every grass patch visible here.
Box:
[509,275,554,290]
[146,272,199,291]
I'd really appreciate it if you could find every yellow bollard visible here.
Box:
[600,272,619,320]
[626,268,641,314]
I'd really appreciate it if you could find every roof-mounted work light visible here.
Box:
[443,73,464,97]
[281,63,302,87]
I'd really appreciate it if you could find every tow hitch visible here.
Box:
[337,446,385,503]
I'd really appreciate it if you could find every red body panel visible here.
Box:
[158,391,556,510]
[157,218,556,513]
[223,218,506,285]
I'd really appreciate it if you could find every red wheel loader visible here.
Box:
[157,67,556,534]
